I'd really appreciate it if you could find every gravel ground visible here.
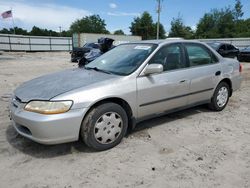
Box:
[0,52,249,188]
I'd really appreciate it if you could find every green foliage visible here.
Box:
[0,26,71,37]
[29,26,60,36]
[61,30,72,37]
[0,28,12,34]
[153,23,166,39]
[130,12,155,40]
[113,30,125,35]
[0,27,28,35]
[234,0,244,20]
[234,18,250,37]
[130,11,166,39]
[168,16,194,39]
[70,15,109,34]
[0,14,109,37]
[195,0,249,38]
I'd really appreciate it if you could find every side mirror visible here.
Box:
[143,64,163,75]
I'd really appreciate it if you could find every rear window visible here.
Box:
[227,44,236,50]
[185,44,217,67]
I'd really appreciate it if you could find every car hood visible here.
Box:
[14,68,118,102]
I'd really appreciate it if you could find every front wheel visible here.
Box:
[81,103,128,151]
[208,82,230,111]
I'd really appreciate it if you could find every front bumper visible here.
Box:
[9,101,88,145]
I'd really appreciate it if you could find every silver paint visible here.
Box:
[10,39,243,145]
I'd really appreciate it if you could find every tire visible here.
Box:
[208,82,230,111]
[81,103,128,151]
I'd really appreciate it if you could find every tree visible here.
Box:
[153,23,166,39]
[113,30,125,35]
[196,8,235,38]
[234,0,244,20]
[29,26,59,36]
[216,8,235,38]
[168,16,194,39]
[196,13,217,38]
[70,15,109,34]
[61,30,72,37]
[0,27,28,35]
[195,0,249,38]
[0,28,10,34]
[234,18,250,37]
[130,12,155,40]
[130,11,166,40]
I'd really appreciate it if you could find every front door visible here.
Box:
[136,43,190,119]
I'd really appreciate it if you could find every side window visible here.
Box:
[148,44,186,71]
[227,45,234,50]
[185,44,215,67]
[220,45,226,51]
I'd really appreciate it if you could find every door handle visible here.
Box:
[215,71,221,76]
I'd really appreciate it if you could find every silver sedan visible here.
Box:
[10,39,243,150]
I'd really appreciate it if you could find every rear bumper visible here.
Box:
[232,75,243,92]
[10,104,88,145]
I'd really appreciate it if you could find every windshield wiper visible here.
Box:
[85,66,112,74]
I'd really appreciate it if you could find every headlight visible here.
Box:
[24,101,73,114]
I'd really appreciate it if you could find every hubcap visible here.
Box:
[94,112,123,144]
[216,86,228,107]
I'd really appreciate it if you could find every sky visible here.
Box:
[0,0,249,34]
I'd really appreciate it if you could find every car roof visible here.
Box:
[130,38,202,45]
[207,42,235,46]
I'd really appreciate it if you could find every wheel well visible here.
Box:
[220,78,232,97]
[85,98,135,132]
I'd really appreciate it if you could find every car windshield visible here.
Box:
[207,42,221,50]
[85,43,157,75]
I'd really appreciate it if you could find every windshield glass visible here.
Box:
[85,43,157,75]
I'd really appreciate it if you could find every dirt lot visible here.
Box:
[0,52,249,188]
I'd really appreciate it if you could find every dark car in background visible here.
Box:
[238,46,250,62]
[207,42,239,59]
[70,38,114,63]
[70,42,100,62]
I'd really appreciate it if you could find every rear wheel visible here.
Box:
[209,82,230,111]
[81,103,128,151]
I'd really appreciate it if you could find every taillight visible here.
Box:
[239,63,243,73]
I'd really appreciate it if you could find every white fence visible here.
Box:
[199,38,250,49]
[1,34,250,51]
[0,34,72,51]
[73,33,142,48]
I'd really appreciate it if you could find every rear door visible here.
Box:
[183,43,222,105]
[136,43,190,119]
